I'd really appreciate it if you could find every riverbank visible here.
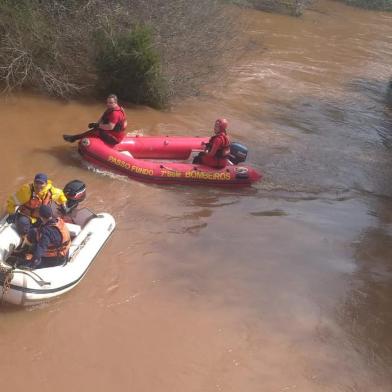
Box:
[0,0,241,107]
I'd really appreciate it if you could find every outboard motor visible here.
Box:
[228,142,248,165]
[63,180,86,212]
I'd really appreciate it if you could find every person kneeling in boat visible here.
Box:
[6,173,68,235]
[16,205,71,269]
[193,118,231,169]
[8,215,34,259]
[88,94,128,145]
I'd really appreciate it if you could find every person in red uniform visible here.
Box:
[88,94,128,145]
[194,118,231,168]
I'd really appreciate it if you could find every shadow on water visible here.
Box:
[162,186,260,235]
[261,78,392,143]
[0,302,25,313]
[250,209,288,217]
[387,79,392,108]
[169,184,258,198]
[0,297,64,313]
[337,196,392,378]
[248,76,392,198]
[346,77,392,150]
[347,78,390,105]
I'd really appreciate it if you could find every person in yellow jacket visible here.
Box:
[6,173,68,233]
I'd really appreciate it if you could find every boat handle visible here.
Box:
[160,165,177,172]
[13,270,51,286]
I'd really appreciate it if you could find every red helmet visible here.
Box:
[214,118,228,133]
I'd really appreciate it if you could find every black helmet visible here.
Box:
[64,180,86,209]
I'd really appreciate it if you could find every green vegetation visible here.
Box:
[95,26,167,108]
[0,0,240,108]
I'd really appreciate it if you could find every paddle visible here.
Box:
[63,128,97,143]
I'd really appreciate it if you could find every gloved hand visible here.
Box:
[6,213,16,224]
[63,134,78,143]
[14,255,33,269]
[14,257,27,269]
[26,258,41,269]
[31,259,42,269]
[88,122,99,129]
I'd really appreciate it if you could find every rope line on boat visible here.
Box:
[13,270,51,287]
[68,232,92,263]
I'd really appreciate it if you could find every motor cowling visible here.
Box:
[228,142,248,165]
[63,180,86,210]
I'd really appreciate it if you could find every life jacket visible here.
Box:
[38,218,71,258]
[19,184,52,218]
[100,106,126,143]
[207,132,230,159]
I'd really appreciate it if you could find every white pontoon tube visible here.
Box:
[0,208,115,306]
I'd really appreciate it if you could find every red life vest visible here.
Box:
[38,218,71,258]
[19,184,52,218]
[201,132,231,168]
[100,106,126,143]
[207,132,230,158]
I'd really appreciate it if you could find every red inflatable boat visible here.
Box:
[77,135,262,187]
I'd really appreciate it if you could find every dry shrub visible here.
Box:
[97,0,244,98]
[0,0,91,96]
[0,0,243,105]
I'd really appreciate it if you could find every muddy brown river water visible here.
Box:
[1,1,392,391]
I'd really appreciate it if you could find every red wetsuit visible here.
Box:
[98,106,127,144]
[200,132,230,168]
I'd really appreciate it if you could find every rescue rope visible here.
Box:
[68,232,92,263]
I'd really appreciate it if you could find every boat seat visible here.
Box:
[189,149,204,161]
[65,223,81,238]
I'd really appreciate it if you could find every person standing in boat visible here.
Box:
[6,173,68,234]
[5,215,36,268]
[88,94,128,145]
[193,118,231,168]
[15,205,71,269]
